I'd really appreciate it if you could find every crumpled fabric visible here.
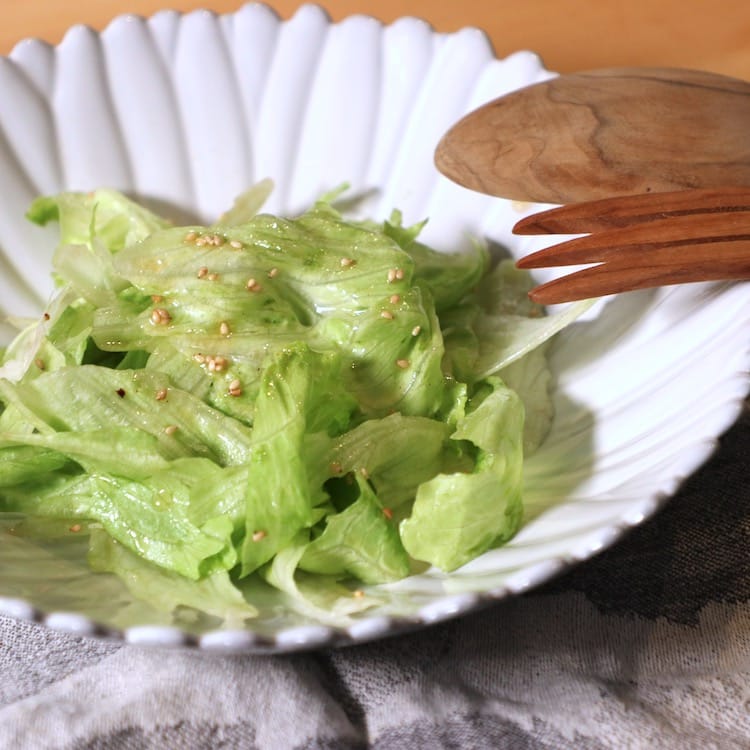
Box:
[1,405,748,750]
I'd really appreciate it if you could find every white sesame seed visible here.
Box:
[387,269,397,283]
[195,236,208,247]
[150,308,171,325]
[69,524,82,533]
[155,388,168,401]
[252,530,267,542]
[246,278,262,292]
[35,358,45,371]
[340,257,356,267]
[184,231,197,243]
[395,268,404,280]
[411,325,421,336]
[197,266,208,279]
[164,424,178,435]
[396,358,410,369]
[359,467,370,479]
[352,589,365,599]
[380,310,394,320]
[193,353,206,364]
[207,272,219,282]
[267,267,279,278]
[389,294,401,304]
[229,239,243,250]
[151,294,164,303]
[219,321,230,336]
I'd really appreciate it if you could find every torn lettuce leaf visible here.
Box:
[400,378,525,571]
[27,188,170,252]
[238,344,355,576]
[447,260,595,378]
[87,528,258,627]
[1,464,236,580]
[299,474,410,584]
[259,532,381,625]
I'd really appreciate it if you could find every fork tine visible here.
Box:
[528,253,750,304]
[516,212,750,268]
[513,186,750,235]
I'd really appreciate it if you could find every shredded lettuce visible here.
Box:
[0,185,590,627]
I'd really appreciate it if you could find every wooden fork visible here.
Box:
[514,186,750,305]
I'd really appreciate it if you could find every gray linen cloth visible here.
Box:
[1,405,748,749]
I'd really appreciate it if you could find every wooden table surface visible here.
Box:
[1,1,749,79]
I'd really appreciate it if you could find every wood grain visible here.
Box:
[435,67,750,205]
[514,187,750,304]
[517,212,750,267]
[527,248,750,304]
[0,1,749,80]
[513,187,750,234]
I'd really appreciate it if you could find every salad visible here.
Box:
[0,184,588,627]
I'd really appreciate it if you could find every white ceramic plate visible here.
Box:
[0,3,747,653]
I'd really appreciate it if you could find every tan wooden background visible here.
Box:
[1,1,749,78]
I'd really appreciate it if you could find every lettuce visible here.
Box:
[0,186,590,626]
[400,379,524,570]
